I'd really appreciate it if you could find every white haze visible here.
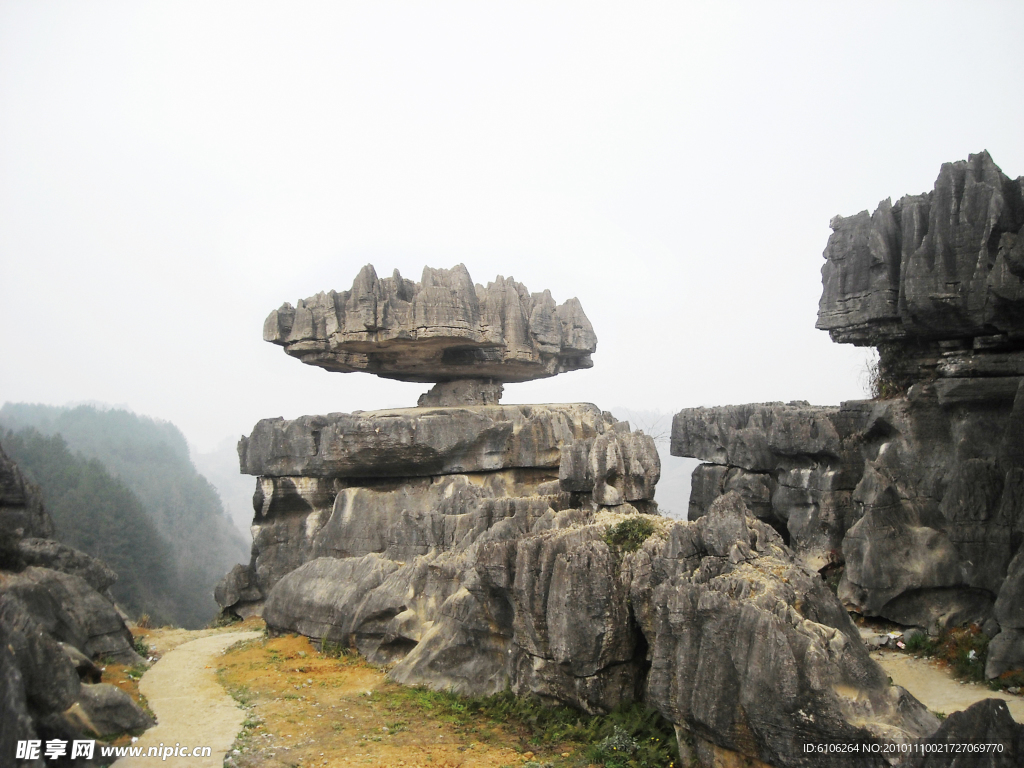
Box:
[2,3,1022,513]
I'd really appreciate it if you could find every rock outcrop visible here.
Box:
[222,260,962,767]
[222,405,658,617]
[257,492,939,767]
[264,264,597,392]
[0,444,152,762]
[238,403,615,478]
[673,154,1024,683]
[226,260,991,768]
[816,150,1024,388]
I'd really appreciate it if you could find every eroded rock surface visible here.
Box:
[0,444,152,757]
[239,403,616,478]
[674,154,1024,687]
[260,492,939,767]
[223,407,658,616]
[264,264,597,385]
[675,364,1024,636]
[817,151,1024,388]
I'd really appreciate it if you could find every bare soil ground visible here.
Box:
[216,632,570,768]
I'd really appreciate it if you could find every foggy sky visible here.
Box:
[2,2,1022,461]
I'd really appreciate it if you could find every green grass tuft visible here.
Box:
[604,517,657,553]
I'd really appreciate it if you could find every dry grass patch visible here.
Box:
[217,633,539,768]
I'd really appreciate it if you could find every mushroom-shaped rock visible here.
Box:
[263,264,597,390]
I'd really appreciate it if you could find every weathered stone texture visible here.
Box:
[673,154,1024,690]
[558,427,660,505]
[264,264,597,384]
[261,493,938,767]
[902,699,1024,767]
[224,405,660,616]
[817,151,1024,349]
[239,404,616,478]
[673,381,1024,632]
[0,444,148,749]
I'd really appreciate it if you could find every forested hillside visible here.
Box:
[0,428,181,624]
[0,403,250,628]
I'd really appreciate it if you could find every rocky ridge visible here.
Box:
[0,444,152,766]
[674,153,1024,683]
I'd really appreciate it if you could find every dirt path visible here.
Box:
[113,631,262,768]
[873,650,1024,722]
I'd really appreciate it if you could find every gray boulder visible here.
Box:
[0,634,38,768]
[986,546,1024,678]
[902,699,1024,767]
[672,401,866,571]
[0,593,81,718]
[264,264,597,385]
[558,427,661,506]
[224,470,571,615]
[0,567,139,664]
[673,380,1024,633]
[0,444,53,569]
[65,683,153,737]
[17,538,118,594]
[417,379,504,407]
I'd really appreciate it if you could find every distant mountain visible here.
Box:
[0,403,250,628]
[190,435,256,537]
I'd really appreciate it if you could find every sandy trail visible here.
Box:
[113,631,262,768]
[874,650,1024,722]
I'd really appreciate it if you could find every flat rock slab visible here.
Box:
[874,650,1024,723]
[113,631,261,768]
[240,403,615,477]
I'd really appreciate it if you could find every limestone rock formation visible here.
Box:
[902,699,1024,767]
[674,384,1024,631]
[222,406,658,617]
[239,403,615,478]
[0,444,151,758]
[257,492,938,767]
[817,151,1024,387]
[229,255,953,766]
[674,154,1024,685]
[264,264,597,390]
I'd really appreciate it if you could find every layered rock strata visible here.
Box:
[221,400,947,765]
[673,154,1024,684]
[0,445,152,764]
[264,264,597,391]
[220,405,659,617]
